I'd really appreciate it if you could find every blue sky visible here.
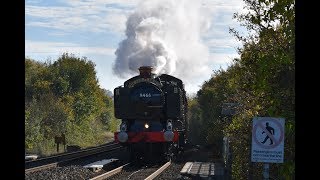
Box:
[25,0,246,95]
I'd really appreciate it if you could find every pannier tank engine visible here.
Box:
[114,66,188,160]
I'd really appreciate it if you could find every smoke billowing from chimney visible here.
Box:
[113,0,212,89]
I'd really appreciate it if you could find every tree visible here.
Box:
[187,0,295,179]
[226,0,295,179]
[25,54,118,155]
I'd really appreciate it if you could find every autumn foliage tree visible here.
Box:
[25,53,118,155]
[187,0,294,179]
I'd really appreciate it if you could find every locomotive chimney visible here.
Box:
[139,66,153,78]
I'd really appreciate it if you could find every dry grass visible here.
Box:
[104,131,115,143]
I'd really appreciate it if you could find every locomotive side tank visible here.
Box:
[114,66,188,160]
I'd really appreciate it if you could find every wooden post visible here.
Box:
[55,134,66,153]
[57,142,59,152]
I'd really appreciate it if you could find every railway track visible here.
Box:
[25,162,58,174]
[26,143,227,180]
[90,161,171,180]
[25,142,122,173]
[89,163,131,180]
[145,161,171,180]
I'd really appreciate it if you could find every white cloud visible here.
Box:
[26,5,71,18]
[64,0,141,8]
[26,0,245,35]
[25,40,116,56]
[206,38,242,50]
[27,16,90,31]
[182,52,239,93]
[47,31,68,36]
[26,1,135,34]
[176,52,240,94]
[202,0,245,12]
[209,53,239,65]
[25,0,43,4]
[104,13,128,33]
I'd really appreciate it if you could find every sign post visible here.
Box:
[251,117,285,180]
[263,163,269,180]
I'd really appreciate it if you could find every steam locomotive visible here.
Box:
[114,66,188,161]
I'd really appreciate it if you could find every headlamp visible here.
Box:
[144,123,149,129]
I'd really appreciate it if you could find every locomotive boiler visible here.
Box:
[114,66,188,161]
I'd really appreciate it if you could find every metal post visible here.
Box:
[263,163,269,180]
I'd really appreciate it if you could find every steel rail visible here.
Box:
[145,160,171,180]
[25,162,58,173]
[89,163,131,180]
[26,142,118,164]
[25,143,123,173]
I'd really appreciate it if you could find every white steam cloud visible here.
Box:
[113,0,212,91]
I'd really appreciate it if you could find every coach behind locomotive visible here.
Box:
[114,66,188,160]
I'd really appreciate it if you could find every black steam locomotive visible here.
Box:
[114,66,188,160]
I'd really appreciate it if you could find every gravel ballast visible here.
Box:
[25,165,95,180]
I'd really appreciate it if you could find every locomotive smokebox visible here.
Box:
[139,66,153,78]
